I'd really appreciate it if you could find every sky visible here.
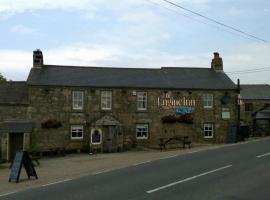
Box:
[0,0,269,84]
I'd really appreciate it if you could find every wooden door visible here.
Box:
[9,133,24,161]
[102,126,117,153]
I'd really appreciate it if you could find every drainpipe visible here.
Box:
[237,79,241,141]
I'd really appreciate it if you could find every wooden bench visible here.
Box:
[30,155,40,166]
[159,136,192,151]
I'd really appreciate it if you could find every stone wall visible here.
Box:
[240,99,270,125]
[27,86,238,151]
[0,105,28,122]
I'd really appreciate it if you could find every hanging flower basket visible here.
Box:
[41,118,62,128]
[161,115,177,123]
[177,114,193,124]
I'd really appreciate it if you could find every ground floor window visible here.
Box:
[71,125,84,139]
[204,123,214,138]
[136,124,149,139]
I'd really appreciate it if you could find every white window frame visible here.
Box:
[101,91,112,110]
[137,92,147,111]
[72,91,84,110]
[202,94,213,108]
[136,124,149,139]
[90,128,102,144]
[204,123,214,138]
[71,125,84,139]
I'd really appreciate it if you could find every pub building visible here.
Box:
[0,50,238,161]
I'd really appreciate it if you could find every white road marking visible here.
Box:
[164,154,178,159]
[0,191,19,197]
[256,152,270,158]
[92,169,112,175]
[146,164,232,194]
[132,160,151,166]
[42,179,72,187]
[187,150,200,154]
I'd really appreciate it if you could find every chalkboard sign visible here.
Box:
[9,151,24,183]
[9,151,38,183]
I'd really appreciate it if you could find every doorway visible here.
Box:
[9,133,24,161]
[102,126,117,153]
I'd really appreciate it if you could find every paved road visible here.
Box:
[1,138,270,200]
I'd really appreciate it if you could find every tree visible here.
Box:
[0,73,7,82]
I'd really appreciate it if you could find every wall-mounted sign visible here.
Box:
[157,93,196,109]
[176,107,195,114]
[222,108,230,119]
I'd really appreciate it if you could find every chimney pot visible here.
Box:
[33,49,43,68]
[211,52,223,72]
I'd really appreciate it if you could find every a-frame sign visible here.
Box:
[9,151,38,183]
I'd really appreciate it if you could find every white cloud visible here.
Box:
[1,42,269,83]
[10,24,37,34]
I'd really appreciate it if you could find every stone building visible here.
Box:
[0,50,238,161]
[240,84,270,135]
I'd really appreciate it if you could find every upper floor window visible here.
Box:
[71,125,83,139]
[245,103,253,112]
[204,123,214,138]
[136,124,149,139]
[202,94,213,108]
[137,92,147,110]
[101,91,112,110]
[72,91,84,110]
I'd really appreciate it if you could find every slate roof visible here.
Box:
[0,121,33,133]
[240,84,270,100]
[27,65,236,90]
[255,110,270,120]
[0,81,29,105]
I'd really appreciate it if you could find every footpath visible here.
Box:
[0,138,264,196]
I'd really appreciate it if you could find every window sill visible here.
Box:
[70,138,83,141]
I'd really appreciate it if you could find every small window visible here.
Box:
[137,92,147,110]
[204,123,214,138]
[136,124,149,139]
[202,94,213,108]
[72,91,84,110]
[71,125,83,139]
[245,103,253,112]
[101,91,112,110]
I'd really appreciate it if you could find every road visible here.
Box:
[1,138,270,200]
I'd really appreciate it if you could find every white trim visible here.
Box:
[72,91,84,110]
[136,124,149,139]
[90,128,102,144]
[137,92,147,111]
[101,91,112,110]
[70,125,84,140]
[203,123,214,138]
[202,93,213,108]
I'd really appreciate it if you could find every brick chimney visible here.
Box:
[33,49,43,68]
[211,52,223,72]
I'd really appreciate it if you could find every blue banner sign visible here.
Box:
[176,107,195,114]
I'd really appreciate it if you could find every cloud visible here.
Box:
[10,24,37,34]
[1,42,269,83]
